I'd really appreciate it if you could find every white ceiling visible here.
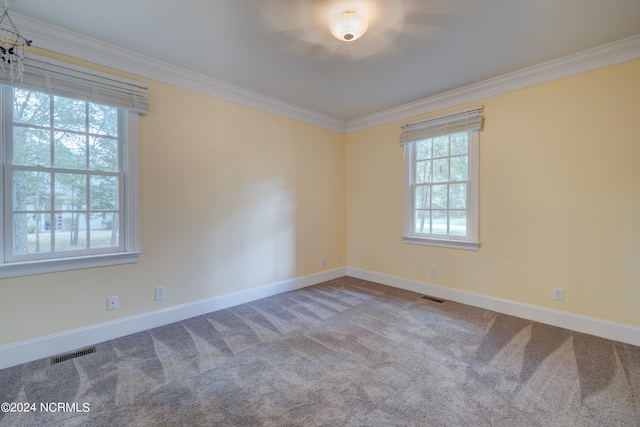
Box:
[8,0,640,122]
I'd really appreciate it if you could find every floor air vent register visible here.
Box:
[421,295,445,303]
[50,347,96,365]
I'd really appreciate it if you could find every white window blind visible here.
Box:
[399,106,483,145]
[0,54,150,114]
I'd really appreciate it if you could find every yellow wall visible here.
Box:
[346,59,640,327]
[0,55,346,346]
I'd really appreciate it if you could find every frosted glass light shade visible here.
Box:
[330,10,368,42]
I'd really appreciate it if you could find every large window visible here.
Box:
[0,55,149,278]
[402,107,483,250]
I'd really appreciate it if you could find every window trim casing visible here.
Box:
[402,126,480,251]
[0,105,141,278]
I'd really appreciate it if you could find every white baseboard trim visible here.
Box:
[346,267,640,347]
[0,267,346,370]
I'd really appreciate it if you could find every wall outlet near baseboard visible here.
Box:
[429,267,436,277]
[554,288,564,301]
[322,257,326,266]
[155,287,166,301]
[107,296,118,310]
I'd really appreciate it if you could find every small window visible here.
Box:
[401,107,483,250]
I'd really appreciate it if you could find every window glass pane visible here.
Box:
[89,136,118,171]
[431,210,447,235]
[415,210,430,234]
[89,103,118,136]
[55,132,87,170]
[416,139,432,160]
[449,183,467,209]
[415,185,430,209]
[54,213,87,251]
[432,158,449,183]
[90,213,119,249]
[450,156,468,182]
[13,171,51,211]
[433,136,449,158]
[54,96,86,132]
[450,132,468,155]
[406,128,477,243]
[6,85,131,263]
[90,175,119,210]
[431,184,447,209]
[416,160,431,183]
[55,173,87,210]
[449,210,467,236]
[13,127,51,167]
[13,213,52,254]
[13,89,50,126]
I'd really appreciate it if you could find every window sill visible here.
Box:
[0,252,141,279]
[403,236,480,251]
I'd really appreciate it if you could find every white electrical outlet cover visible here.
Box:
[554,288,564,300]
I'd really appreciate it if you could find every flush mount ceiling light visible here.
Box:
[330,10,368,42]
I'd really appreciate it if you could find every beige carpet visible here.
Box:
[1,276,639,426]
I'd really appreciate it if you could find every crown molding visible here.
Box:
[346,34,640,133]
[12,13,347,133]
[12,13,640,135]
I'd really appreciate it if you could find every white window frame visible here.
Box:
[402,107,482,251]
[0,55,146,278]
